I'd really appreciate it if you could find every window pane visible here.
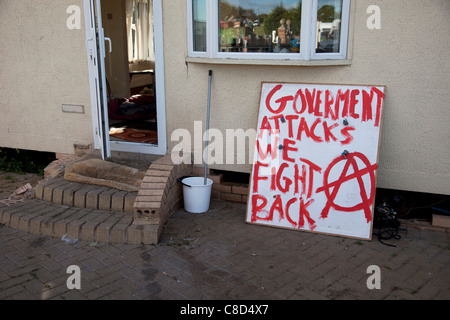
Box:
[316,0,342,53]
[218,0,302,54]
[193,0,207,51]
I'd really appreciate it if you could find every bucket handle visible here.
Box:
[177,176,192,188]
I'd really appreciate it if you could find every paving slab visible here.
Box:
[0,171,448,303]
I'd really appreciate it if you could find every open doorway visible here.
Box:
[103,0,158,146]
[85,0,166,157]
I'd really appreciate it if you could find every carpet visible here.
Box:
[109,127,158,144]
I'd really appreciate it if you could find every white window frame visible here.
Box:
[187,0,350,61]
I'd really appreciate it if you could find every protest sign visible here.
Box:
[246,82,386,240]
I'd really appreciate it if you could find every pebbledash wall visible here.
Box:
[0,0,93,154]
[165,0,450,196]
[0,0,449,196]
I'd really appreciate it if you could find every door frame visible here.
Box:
[84,0,167,157]
[84,0,111,159]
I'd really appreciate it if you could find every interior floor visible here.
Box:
[101,0,158,147]
[108,78,158,145]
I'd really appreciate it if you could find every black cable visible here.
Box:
[373,204,405,247]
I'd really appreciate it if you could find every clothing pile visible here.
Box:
[108,93,156,120]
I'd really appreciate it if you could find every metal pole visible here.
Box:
[204,70,212,185]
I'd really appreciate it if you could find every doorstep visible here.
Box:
[35,176,137,213]
[0,153,194,245]
[0,198,160,245]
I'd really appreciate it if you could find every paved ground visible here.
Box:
[0,171,449,302]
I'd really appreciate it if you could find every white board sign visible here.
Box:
[246,82,386,240]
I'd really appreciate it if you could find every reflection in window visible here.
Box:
[218,0,302,54]
[193,0,207,51]
[316,0,342,53]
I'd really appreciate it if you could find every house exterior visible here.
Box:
[0,0,449,197]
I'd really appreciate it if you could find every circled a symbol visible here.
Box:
[316,152,378,223]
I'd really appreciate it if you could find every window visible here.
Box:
[187,0,350,61]
[192,0,207,51]
[126,0,155,63]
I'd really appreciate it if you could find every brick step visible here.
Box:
[5,154,194,245]
[35,177,137,213]
[0,199,160,245]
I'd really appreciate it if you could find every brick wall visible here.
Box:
[192,167,249,205]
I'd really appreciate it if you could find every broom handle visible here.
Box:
[204,70,212,185]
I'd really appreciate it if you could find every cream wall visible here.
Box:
[162,0,450,195]
[0,0,448,196]
[0,0,93,154]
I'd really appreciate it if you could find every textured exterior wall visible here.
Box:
[162,0,450,195]
[0,0,93,154]
[0,0,449,196]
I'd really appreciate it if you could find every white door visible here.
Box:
[84,0,111,159]
[84,0,167,157]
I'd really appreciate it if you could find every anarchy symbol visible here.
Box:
[316,152,378,223]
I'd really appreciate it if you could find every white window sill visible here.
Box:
[185,56,352,67]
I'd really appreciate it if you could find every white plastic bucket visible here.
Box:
[181,177,213,213]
